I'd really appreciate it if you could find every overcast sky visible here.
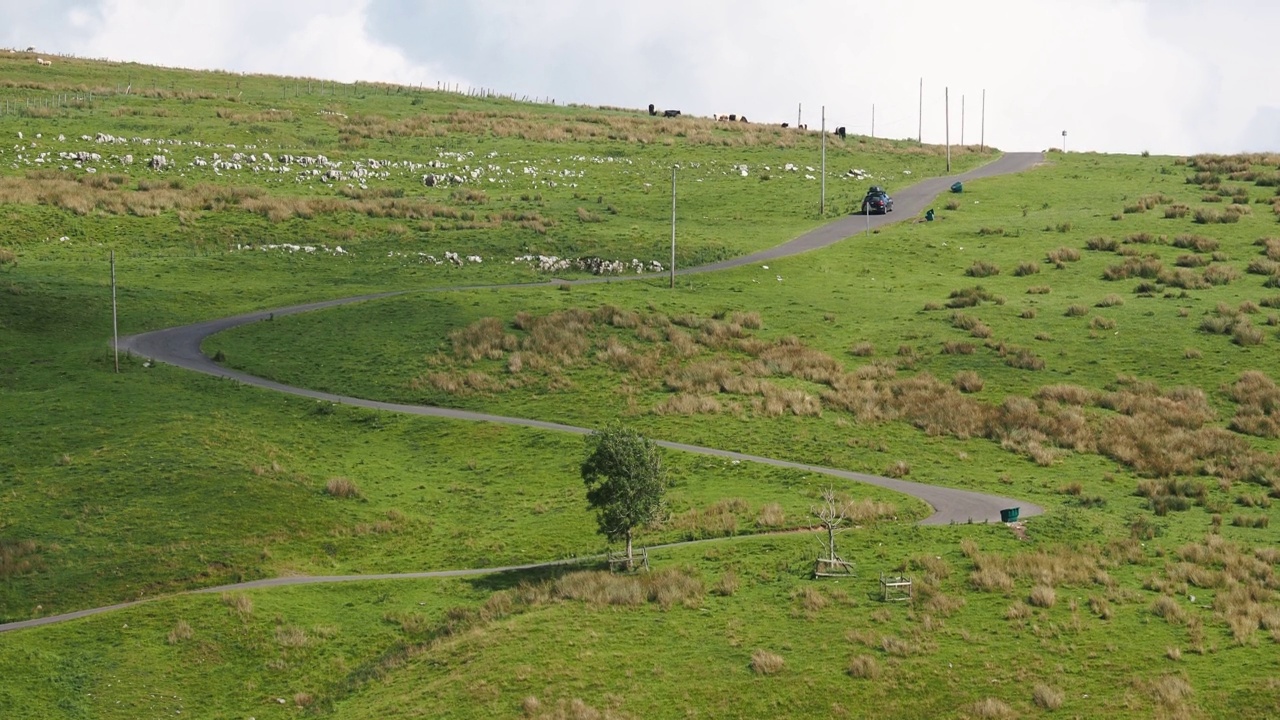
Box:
[3,0,1278,155]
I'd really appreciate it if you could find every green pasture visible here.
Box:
[1,51,1278,719]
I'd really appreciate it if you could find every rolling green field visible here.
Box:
[2,50,1280,719]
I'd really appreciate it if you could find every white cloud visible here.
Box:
[3,0,1278,154]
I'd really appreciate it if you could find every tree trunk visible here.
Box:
[827,524,836,562]
[626,529,634,571]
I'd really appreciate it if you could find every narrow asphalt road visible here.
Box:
[0,152,1044,634]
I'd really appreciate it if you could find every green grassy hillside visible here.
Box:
[1,50,1278,719]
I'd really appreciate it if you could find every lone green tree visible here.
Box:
[580,424,667,569]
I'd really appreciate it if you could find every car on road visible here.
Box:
[861,186,893,214]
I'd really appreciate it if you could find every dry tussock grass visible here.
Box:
[847,654,880,679]
[1226,371,1280,438]
[756,502,785,528]
[521,696,627,720]
[750,649,785,675]
[552,567,705,610]
[1032,683,1064,710]
[0,539,42,579]
[324,477,361,499]
[167,619,194,644]
[652,393,724,416]
[668,498,748,539]
[220,592,253,617]
[965,697,1015,719]
[953,370,984,393]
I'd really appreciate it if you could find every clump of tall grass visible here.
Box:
[1032,683,1064,710]
[1085,236,1119,251]
[1173,234,1220,252]
[953,370,984,393]
[1159,267,1211,290]
[946,285,997,308]
[756,502,785,528]
[1226,371,1280,438]
[325,477,361,499]
[966,260,1001,278]
[1103,256,1164,280]
[167,619,194,645]
[1014,260,1041,276]
[750,649,785,675]
[849,341,875,357]
[1203,264,1241,285]
[1046,246,1081,266]
[847,655,880,679]
[965,698,1014,719]
[0,539,42,579]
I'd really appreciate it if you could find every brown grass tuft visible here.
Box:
[953,370,985,393]
[325,477,362,499]
[750,649,785,675]
[847,654,881,679]
[1028,584,1057,608]
[1032,683,1064,710]
[167,619,194,644]
[756,502,785,528]
[966,260,1000,278]
[966,697,1015,719]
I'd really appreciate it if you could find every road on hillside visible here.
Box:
[0,153,1044,635]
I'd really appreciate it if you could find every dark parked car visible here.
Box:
[861,186,893,214]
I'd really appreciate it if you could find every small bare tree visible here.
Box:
[811,488,855,577]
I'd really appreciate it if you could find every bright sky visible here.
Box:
[3,0,1278,155]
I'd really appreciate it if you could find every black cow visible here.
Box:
[648,103,656,116]
[835,126,847,140]
[663,109,681,118]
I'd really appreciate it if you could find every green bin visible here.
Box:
[950,181,964,193]
[1000,507,1020,523]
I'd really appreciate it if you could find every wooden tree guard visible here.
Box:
[815,556,855,577]
[880,572,913,602]
[607,546,649,573]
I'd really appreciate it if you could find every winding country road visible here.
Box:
[0,152,1044,634]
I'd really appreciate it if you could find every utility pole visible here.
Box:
[918,78,923,143]
[961,94,965,146]
[670,165,677,289]
[945,87,951,173]
[797,102,802,129]
[111,250,119,373]
[1062,130,1067,152]
[820,105,826,215]
[981,89,986,151]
